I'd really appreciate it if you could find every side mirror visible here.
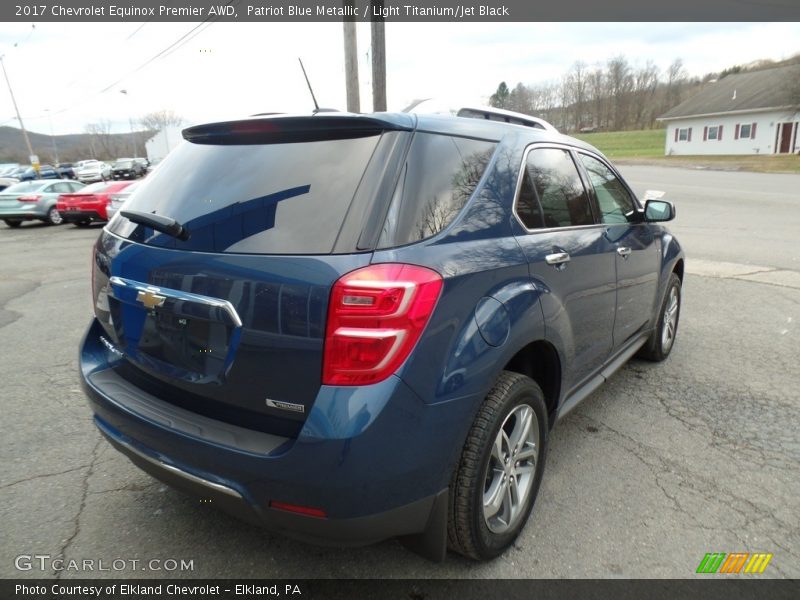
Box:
[644,199,675,222]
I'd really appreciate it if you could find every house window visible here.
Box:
[703,125,724,141]
[736,123,757,139]
[675,127,692,142]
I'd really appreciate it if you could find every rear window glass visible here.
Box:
[378,133,496,247]
[107,135,381,254]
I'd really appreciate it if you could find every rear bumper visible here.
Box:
[79,319,468,549]
[60,208,105,222]
[0,205,47,220]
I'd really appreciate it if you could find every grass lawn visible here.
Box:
[574,129,800,174]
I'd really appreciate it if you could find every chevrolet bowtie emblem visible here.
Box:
[137,288,166,310]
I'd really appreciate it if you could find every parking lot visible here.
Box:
[1,165,798,579]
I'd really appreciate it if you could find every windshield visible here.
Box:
[81,182,110,194]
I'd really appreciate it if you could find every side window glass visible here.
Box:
[579,154,637,224]
[515,169,544,229]
[378,133,496,247]
[524,148,593,228]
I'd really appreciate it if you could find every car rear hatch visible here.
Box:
[92,114,414,437]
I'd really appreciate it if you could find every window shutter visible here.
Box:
[675,128,679,142]
[735,124,740,139]
[703,126,708,141]
[751,123,757,138]
[688,127,692,141]
[718,125,723,141]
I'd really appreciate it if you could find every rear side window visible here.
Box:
[378,133,496,247]
[516,148,593,229]
[107,136,381,254]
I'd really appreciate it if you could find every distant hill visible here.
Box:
[0,126,154,164]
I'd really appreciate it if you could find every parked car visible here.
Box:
[18,164,60,181]
[0,177,19,191]
[75,161,112,183]
[0,179,85,226]
[106,180,142,221]
[56,163,76,179]
[57,180,134,226]
[0,163,20,176]
[111,158,147,180]
[79,109,683,561]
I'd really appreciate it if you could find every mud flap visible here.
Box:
[399,488,448,562]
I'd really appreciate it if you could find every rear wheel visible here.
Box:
[448,371,548,560]
[638,272,681,361]
[4,219,22,228]
[45,206,63,225]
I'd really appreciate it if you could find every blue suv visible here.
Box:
[80,108,683,561]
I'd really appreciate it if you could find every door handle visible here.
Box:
[617,246,632,258]
[545,252,571,266]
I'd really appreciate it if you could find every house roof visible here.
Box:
[659,64,800,120]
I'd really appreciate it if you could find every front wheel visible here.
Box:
[638,272,682,361]
[45,206,63,225]
[448,371,548,560]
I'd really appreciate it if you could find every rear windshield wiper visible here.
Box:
[121,210,190,241]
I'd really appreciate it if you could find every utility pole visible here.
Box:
[0,55,35,165]
[45,109,59,164]
[370,1,386,112]
[119,89,138,158]
[342,0,360,113]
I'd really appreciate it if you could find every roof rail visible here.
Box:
[456,106,558,132]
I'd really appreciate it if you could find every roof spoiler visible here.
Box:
[457,106,558,132]
[183,115,414,145]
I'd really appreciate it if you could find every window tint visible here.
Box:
[523,148,593,228]
[578,154,637,224]
[378,133,496,247]
[515,168,544,229]
[107,135,381,254]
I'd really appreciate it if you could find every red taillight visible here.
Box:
[269,500,327,519]
[322,263,443,386]
[19,195,40,202]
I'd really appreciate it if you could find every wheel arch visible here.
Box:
[502,339,562,429]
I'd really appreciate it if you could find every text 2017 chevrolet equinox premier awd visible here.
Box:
[79,108,683,561]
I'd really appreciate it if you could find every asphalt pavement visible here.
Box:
[0,165,798,579]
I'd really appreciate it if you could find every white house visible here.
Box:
[145,125,184,163]
[658,65,799,156]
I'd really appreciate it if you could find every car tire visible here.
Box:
[637,272,682,362]
[74,220,91,227]
[448,370,548,560]
[45,206,63,226]
[4,219,22,228]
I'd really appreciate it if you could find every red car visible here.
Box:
[57,181,134,226]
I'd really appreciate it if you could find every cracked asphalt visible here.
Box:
[0,166,797,579]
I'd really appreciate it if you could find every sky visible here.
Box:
[0,21,797,136]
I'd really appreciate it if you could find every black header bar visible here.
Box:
[3,0,800,22]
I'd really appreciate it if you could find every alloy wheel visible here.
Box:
[482,404,539,534]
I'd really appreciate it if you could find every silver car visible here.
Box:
[0,180,85,227]
[106,180,142,221]
[76,161,112,183]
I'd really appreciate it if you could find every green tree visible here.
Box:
[489,82,510,109]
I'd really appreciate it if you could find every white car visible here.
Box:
[76,161,112,183]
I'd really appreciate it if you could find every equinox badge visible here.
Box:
[136,288,166,310]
